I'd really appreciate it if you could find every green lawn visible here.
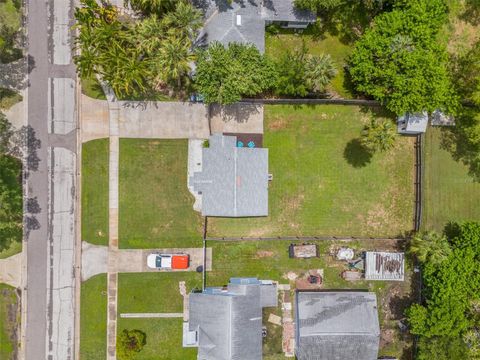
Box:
[117,272,202,314]
[0,241,21,260]
[422,127,480,232]
[116,318,197,360]
[80,274,107,360]
[117,273,201,360]
[119,139,203,249]
[0,284,19,360]
[266,27,354,98]
[82,139,109,245]
[81,75,106,100]
[208,105,415,238]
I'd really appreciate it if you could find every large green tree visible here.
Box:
[0,113,22,252]
[406,222,480,337]
[194,42,278,104]
[348,0,458,115]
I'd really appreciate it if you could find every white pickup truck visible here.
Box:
[147,253,189,270]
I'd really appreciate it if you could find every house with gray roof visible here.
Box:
[189,134,269,217]
[295,291,380,360]
[186,277,277,360]
[195,0,316,53]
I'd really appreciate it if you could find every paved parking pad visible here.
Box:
[115,248,212,273]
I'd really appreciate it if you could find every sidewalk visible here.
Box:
[0,253,22,288]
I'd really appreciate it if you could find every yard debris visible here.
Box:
[284,271,298,281]
[289,243,318,258]
[280,290,295,357]
[341,270,363,281]
[268,313,282,326]
[277,284,291,291]
[336,247,354,260]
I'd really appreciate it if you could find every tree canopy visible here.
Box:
[194,42,278,105]
[347,0,458,115]
[0,113,22,252]
[74,0,201,99]
[406,222,480,337]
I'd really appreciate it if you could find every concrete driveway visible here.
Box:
[81,242,212,280]
[118,101,210,139]
[210,102,264,134]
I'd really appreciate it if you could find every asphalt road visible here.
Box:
[25,0,77,359]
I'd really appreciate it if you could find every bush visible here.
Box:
[117,329,147,359]
[194,42,278,104]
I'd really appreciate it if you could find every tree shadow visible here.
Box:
[438,108,480,182]
[343,138,372,168]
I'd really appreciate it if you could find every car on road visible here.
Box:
[147,253,190,270]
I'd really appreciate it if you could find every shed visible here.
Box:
[365,251,405,281]
[397,112,428,134]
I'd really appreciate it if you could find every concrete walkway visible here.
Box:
[0,253,22,288]
[107,94,120,360]
[120,313,183,318]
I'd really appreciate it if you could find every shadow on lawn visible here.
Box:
[344,138,372,168]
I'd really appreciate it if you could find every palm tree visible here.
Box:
[361,118,396,152]
[305,54,337,93]
[409,231,451,266]
[124,0,176,16]
[155,35,194,90]
[161,1,203,40]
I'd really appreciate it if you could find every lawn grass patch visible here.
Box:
[422,127,480,232]
[0,88,22,110]
[0,284,19,360]
[117,272,202,314]
[81,139,109,245]
[266,27,353,98]
[80,274,107,360]
[0,241,21,260]
[81,75,106,100]
[116,318,197,360]
[119,139,203,249]
[208,105,415,238]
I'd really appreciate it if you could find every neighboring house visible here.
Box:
[186,277,278,360]
[189,134,269,217]
[295,291,380,360]
[397,112,428,134]
[365,251,405,281]
[195,0,316,53]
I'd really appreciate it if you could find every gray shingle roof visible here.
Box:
[190,134,269,217]
[195,0,315,53]
[188,278,278,360]
[295,291,380,360]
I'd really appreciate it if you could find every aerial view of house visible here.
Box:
[0,0,479,360]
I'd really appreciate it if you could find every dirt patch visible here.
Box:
[448,18,480,54]
[380,328,395,348]
[255,250,274,258]
[267,118,288,131]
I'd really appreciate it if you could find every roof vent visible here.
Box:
[236,15,242,26]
